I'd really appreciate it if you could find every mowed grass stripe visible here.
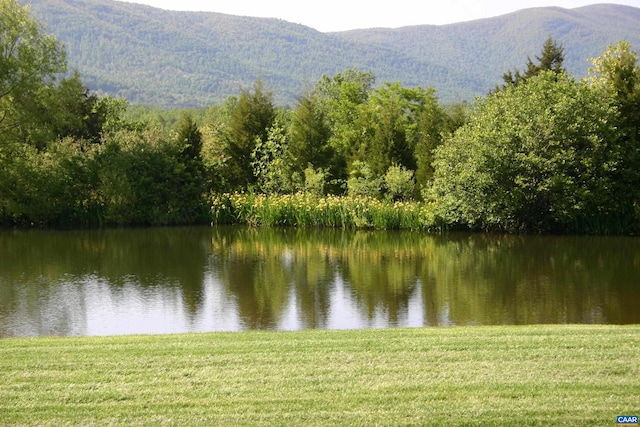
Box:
[1,325,638,426]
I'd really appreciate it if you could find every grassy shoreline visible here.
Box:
[1,325,639,426]
[211,193,440,230]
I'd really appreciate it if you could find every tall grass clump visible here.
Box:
[211,193,439,230]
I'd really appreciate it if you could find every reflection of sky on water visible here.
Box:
[83,277,196,336]
[4,276,88,337]
[81,271,246,336]
[0,269,431,337]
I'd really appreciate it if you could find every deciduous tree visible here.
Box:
[314,69,375,189]
[429,71,621,233]
[588,41,640,228]
[0,0,66,144]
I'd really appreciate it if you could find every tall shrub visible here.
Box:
[428,71,621,233]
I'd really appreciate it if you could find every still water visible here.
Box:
[0,226,638,337]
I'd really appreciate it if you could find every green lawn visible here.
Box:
[1,325,638,426]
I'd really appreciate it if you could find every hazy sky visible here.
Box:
[116,0,640,31]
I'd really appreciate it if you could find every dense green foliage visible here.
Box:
[2,1,640,233]
[19,0,640,107]
[1,326,639,425]
[0,3,208,226]
[1,0,66,146]
[427,40,640,233]
[223,81,276,189]
[588,41,640,220]
[429,72,622,232]
[95,125,208,225]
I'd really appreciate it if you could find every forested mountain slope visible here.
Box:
[21,0,640,107]
[335,4,640,98]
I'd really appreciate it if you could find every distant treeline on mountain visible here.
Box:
[20,0,640,108]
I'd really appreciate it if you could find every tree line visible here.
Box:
[1,0,639,233]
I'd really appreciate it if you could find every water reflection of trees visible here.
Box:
[418,234,640,325]
[335,231,422,325]
[211,227,335,329]
[1,227,639,337]
[211,228,640,328]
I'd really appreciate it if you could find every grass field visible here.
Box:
[1,325,638,426]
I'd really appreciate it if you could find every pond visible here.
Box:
[0,226,638,337]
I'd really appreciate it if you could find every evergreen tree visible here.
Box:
[40,71,110,145]
[498,37,565,90]
[223,80,275,189]
[533,37,565,75]
[176,112,203,160]
[363,83,413,178]
[289,93,333,174]
[414,90,448,191]
[353,83,445,195]
[173,113,208,222]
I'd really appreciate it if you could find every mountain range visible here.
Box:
[20,0,640,108]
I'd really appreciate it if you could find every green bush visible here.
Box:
[347,161,382,198]
[96,129,209,226]
[0,139,98,226]
[383,164,416,202]
[303,166,327,196]
[428,72,622,233]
